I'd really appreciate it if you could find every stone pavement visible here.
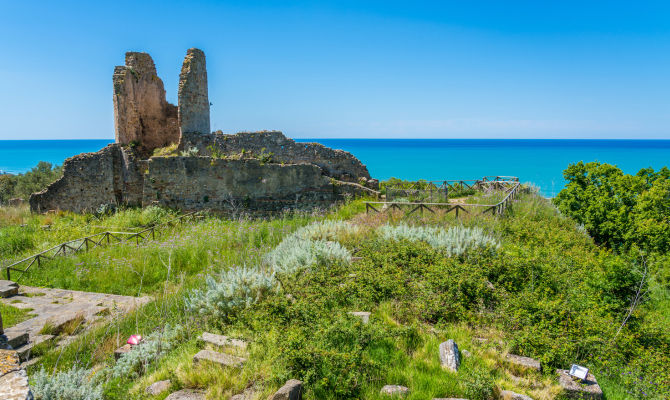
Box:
[0,284,150,365]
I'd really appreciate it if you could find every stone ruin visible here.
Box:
[30,48,378,214]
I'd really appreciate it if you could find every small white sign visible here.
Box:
[569,364,589,381]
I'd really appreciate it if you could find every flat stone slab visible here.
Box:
[199,332,247,350]
[380,385,410,397]
[557,369,603,399]
[146,379,171,395]
[193,349,245,368]
[1,285,150,341]
[506,354,541,372]
[271,379,303,400]
[349,311,371,324]
[501,390,534,400]
[165,389,206,400]
[439,339,460,372]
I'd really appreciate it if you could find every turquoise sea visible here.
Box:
[1,139,669,197]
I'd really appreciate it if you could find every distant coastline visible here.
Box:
[1,138,669,197]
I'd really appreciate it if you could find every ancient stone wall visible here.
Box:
[142,157,368,213]
[113,52,179,152]
[180,131,377,188]
[178,48,210,135]
[29,145,144,213]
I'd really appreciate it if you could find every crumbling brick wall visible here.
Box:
[113,52,179,152]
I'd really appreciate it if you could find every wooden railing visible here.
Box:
[367,178,522,217]
[3,211,201,282]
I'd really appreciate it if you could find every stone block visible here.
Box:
[114,343,132,360]
[380,385,410,397]
[271,379,303,400]
[3,331,28,349]
[349,311,371,324]
[0,280,19,298]
[500,390,534,400]
[198,332,247,350]
[193,349,245,368]
[556,369,603,399]
[146,379,171,396]
[165,389,206,400]
[439,339,460,372]
[506,354,541,372]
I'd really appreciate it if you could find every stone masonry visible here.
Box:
[181,131,376,187]
[29,145,144,213]
[30,48,377,214]
[178,48,210,135]
[113,52,179,152]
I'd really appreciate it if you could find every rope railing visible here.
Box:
[3,211,201,282]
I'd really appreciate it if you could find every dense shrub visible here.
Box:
[32,366,103,400]
[377,224,499,257]
[265,221,353,274]
[186,267,277,319]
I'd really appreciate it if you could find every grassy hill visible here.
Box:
[1,186,667,399]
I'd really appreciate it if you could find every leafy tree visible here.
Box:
[0,174,17,204]
[12,161,62,201]
[555,161,670,253]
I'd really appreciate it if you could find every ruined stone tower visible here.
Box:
[178,48,210,135]
[113,52,179,152]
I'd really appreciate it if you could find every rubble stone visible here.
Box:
[556,369,603,399]
[439,339,460,372]
[380,385,410,397]
[271,379,303,400]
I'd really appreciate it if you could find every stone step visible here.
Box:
[20,357,41,370]
[14,334,55,362]
[0,280,19,298]
[193,349,245,368]
[198,332,247,351]
[505,354,542,372]
[2,330,29,349]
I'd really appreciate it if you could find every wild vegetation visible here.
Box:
[0,161,62,204]
[0,165,668,399]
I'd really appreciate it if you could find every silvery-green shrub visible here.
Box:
[32,366,103,400]
[266,221,353,274]
[110,324,183,379]
[377,224,499,256]
[186,266,277,318]
[292,220,360,241]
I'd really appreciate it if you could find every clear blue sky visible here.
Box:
[1,1,669,139]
